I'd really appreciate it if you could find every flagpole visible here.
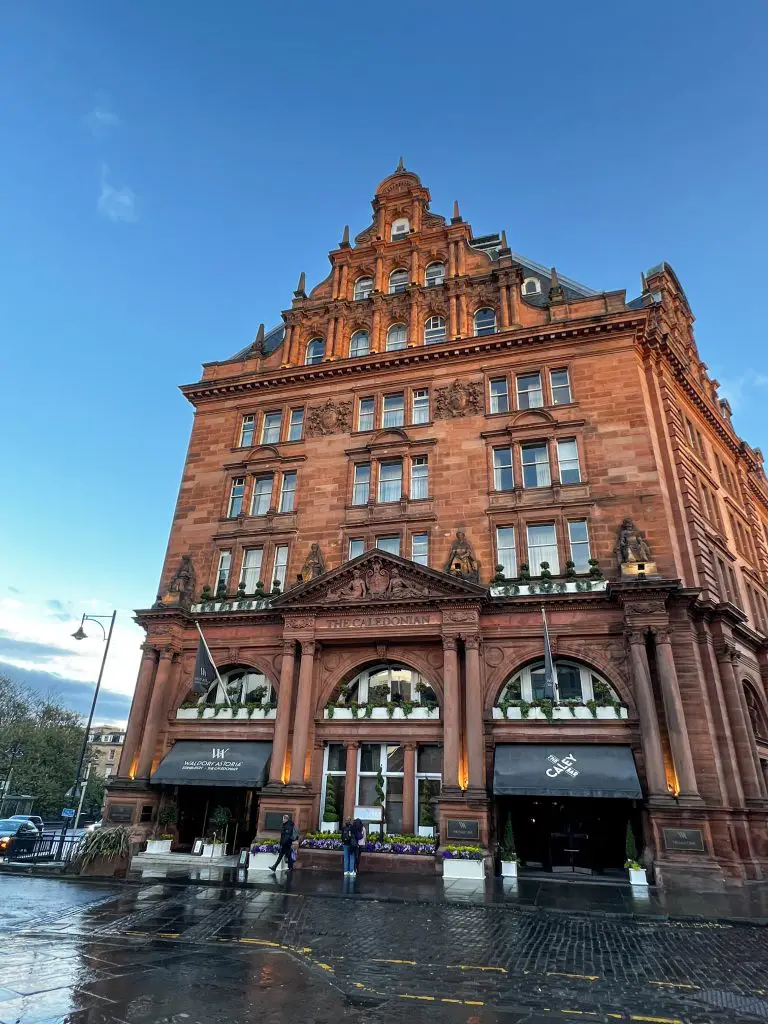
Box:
[195,620,231,706]
[541,605,558,703]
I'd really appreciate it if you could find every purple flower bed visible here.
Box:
[299,835,436,856]
[441,844,484,860]
[250,841,280,854]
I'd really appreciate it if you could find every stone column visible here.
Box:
[458,292,467,338]
[136,648,175,780]
[448,241,457,278]
[464,636,485,790]
[626,630,669,797]
[449,294,458,339]
[402,744,417,834]
[269,641,297,784]
[499,284,510,329]
[371,305,382,353]
[653,630,700,798]
[442,637,460,789]
[716,643,765,803]
[326,316,337,358]
[289,641,316,785]
[118,644,158,777]
[343,741,359,822]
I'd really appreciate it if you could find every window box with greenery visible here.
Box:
[176,672,276,721]
[441,844,486,880]
[493,662,627,721]
[625,822,647,886]
[324,664,439,721]
[497,816,518,878]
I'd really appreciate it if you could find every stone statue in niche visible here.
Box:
[445,530,479,583]
[617,518,658,577]
[161,555,196,607]
[301,543,326,581]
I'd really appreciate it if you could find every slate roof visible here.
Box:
[226,323,285,362]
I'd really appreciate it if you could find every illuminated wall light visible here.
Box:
[458,750,469,791]
[281,753,291,784]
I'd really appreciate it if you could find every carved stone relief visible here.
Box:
[435,380,482,419]
[306,399,352,436]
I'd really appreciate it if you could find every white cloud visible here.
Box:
[84,104,121,137]
[98,164,136,223]
[717,369,768,413]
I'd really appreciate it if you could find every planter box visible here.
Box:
[327,708,354,720]
[325,706,439,721]
[500,859,518,878]
[201,708,216,719]
[629,867,648,887]
[215,709,233,720]
[492,705,627,721]
[442,857,485,880]
[236,709,250,720]
[202,843,227,859]
[175,708,198,720]
[145,839,172,855]
[249,708,277,719]
[248,851,285,873]
[296,848,438,874]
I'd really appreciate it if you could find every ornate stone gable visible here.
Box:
[271,550,487,609]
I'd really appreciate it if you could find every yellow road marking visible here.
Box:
[648,982,698,990]
[547,971,599,981]
[123,930,147,936]
[157,932,180,939]
[400,994,436,1002]
[238,938,281,947]
[370,957,417,965]
[441,998,462,1004]
[447,963,507,973]
[464,1000,485,1006]
[560,1013,597,1018]
[630,1016,684,1024]
[315,962,333,972]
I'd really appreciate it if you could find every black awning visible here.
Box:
[494,744,642,799]
[151,741,272,788]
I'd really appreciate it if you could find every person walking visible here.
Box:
[341,816,358,875]
[353,817,366,874]
[270,814,299,873]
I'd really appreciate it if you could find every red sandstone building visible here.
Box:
[107,164,768,889]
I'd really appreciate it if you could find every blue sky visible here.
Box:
[1,2,767,723]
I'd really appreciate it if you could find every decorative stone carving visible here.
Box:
[284,616,315,631]
[483,646,505,668]
[443,608,479,624]
[444,530,479,583]
[617,518,658,577]
[327,557,429,602]
[160,555,196,607]
[435,380,482,420]
[301,543,326,581]
[306,399,352,436]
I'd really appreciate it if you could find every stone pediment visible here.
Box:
[271,550,487,609]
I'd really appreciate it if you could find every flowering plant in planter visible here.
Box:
[301,831,436,855]
[441,844,484,860]
[250,839,280,854]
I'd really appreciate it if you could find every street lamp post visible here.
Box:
[56,611,116,860]
[0,744,23,817]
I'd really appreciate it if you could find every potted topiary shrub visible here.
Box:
[321,776,340,833]
[498,816,518,878]
[146,802,177,854]
[418,779,437,837]
[75,826,132,877]
[204,805,231,858]
[625,821,646,886]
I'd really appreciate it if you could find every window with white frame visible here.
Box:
[411,533,428,566]
[239,414,255,447]
[495,526,517,579]
[568,520,591,573]
[340,663,436,710]
[521,443,551,488]
[279,471,297,513]
[557,439,581,484]
[500,660,618,704]
[425,262,445,287]
[358,397,375,431]
[522,277,541,295]
[375,535,401,555]
[348,538,365,560]
[416,745,442,834]
[474,307,497,336]
[527,523,559,574]
[382,393,405,427]
[493,447,514,491]
[287,408,304,441]
[352,463,371,505]
[216,550,232,591]
[261,411,282,444]
[358,743,404,832]
[350,329,370,357]
[412,389,429,424]
[199,665,274,707]
[239,547,264,593]
[272,545,289,589]
[550,368,572,404]
[424,315,446,344]
[228,478,245,517]
[410,456,428,499]
[305,338,325,365]
[517,372,543,409]
[320,744,346,829]
[389,269,409,293]
[391,218,410,239]
[379,460,403,503]
[354,277,373,301]
[489,377,509,413]
[386,323,407,351]
[251,474,273,515]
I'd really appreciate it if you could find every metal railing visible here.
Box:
[4,832,83,865]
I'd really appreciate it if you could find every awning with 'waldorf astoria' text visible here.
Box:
[493,744,642,799]
[151,741,272,787]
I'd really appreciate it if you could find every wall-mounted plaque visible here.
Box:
[263,810,291,831]
[238,848,250,867]
[107,804,134,824]
[446,818,480,841]
[192,839,205,855]
[662,828,705,853]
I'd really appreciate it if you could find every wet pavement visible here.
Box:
[1,874,768,1023]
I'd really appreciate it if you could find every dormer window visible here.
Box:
[354,277,373,301]
[522,278,541,295]
[425,262,445,287]
[389,269,409,293]
[305,338,325,365]
[391,218,410,239]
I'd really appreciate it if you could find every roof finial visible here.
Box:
[641,271,649,292]
[294,271,306,299]
[451,200,461,223]
[251,323,265,355]
[500,229,509,250]
[396,155,405,173]
[340,224,350,248]
[549,266,565,304]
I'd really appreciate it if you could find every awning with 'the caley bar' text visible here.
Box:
[493,744,643,799]
[151,741,272,787]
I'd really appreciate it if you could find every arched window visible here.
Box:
[424,315,446,344]
[474,307,497,336]
[522,277,541,295]
[305,338,325,365]
[499,659,620,705]
[745,683,768,740]
[336,662,437,707]
[349,330,370,357]
[354,277,373,301]
[199,666,274,707]
[386,323,407,351]
[425,262,445,287]
[391,218,410,239]
[389,269,409,294]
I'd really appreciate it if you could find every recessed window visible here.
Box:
[348,538,365,560]
[425,262,445,287]
[375,535,401,555]
[354,277,373,301]
[495,526,516,579]
[352,463,371,505]
[517,373,543,409]
[489,377,509,414]
[522,278,541,295]
[550,369,572,405]
[424,315,446,344]
[389,269,409,293]
[251,474,273,516]
[382,393,405,428]
[411,533,428,566]
[567,521,591,573]
[261,411,282,444]
[306,338,325,365]
[279,471,297,513]
[273,545,289,589]
[386,323,407,350]
[239,415,255,447]
[557,439,581,484]
[216,550,231,590]
[240,548,263,593]
[501,660,617,704]
[288,408,304,441]
[522,444,551,488]
[412,389,429,424]
[410,456,428,499]
[391,218,410,239]
[358,397,375,432]
[474,307,496,336]
[379,460,403,503]
[493,447,514,491]
[527,523,559,575]
[350,330,370,357]
[228,478,245,517]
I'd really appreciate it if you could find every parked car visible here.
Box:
[0,818,40,860]
[9,814,45,832]
[84,820,103,833]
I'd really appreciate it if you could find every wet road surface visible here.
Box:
[1,874,767,1023]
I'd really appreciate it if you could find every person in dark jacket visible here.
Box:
[353,817,366,873]
[341,816,357,875]
[270,814,299,872]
